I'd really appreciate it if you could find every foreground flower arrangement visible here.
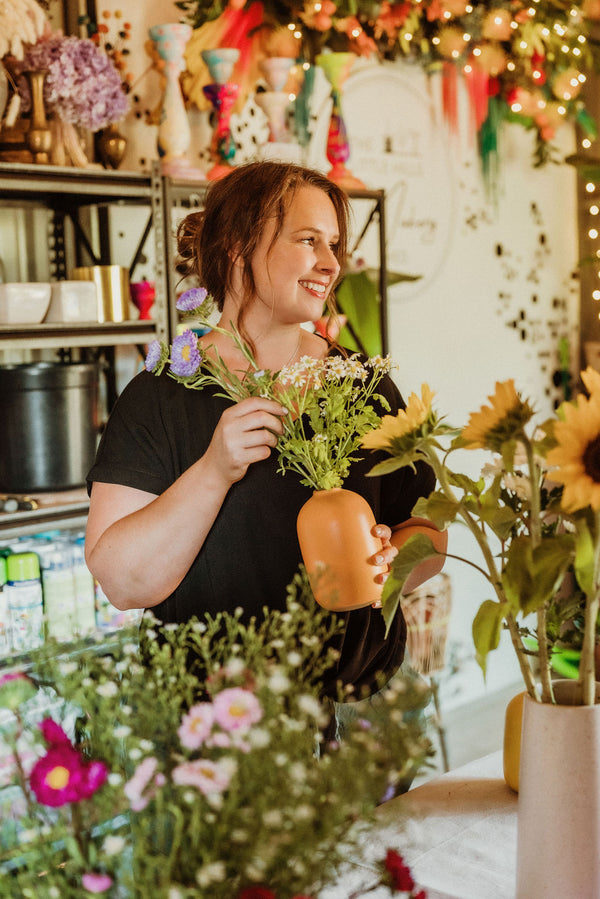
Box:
[362,368,600,705]
[145,289,392,491]
[0,572,432,897]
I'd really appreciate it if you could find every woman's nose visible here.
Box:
[317,244,340,274]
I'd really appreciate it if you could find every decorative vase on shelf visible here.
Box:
[149,23,205,180]
[96,122,127,170]
[315,52,365,190]
[201,47,240,181]
[296,487,387,611]
[130,280,155,320]
[24,70,52,165]
[255,56,295,144]
[515,679,600,898]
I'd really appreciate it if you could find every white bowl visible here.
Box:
[44,281,98,323]
[0,282,52,325]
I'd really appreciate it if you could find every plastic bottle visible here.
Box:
[6,552,44,652]
[71,535,96,636]
[38,539,77,644]
[0,556,9,655]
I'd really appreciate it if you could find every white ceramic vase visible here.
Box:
[516,679,600,898]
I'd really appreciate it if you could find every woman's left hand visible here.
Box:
[368,524,398,607]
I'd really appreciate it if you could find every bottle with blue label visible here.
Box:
[6,552,44,652]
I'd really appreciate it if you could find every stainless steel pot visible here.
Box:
[0,361,100,492]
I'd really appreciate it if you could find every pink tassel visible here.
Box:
[441,61,459,135]
[464,65,490,136]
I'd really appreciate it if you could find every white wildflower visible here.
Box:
[263,808,283,828]
[97,681,119,698]
[268,670,290,693]
[113,725,132,739]
[102,835,126,856]
[298,694,322,718]
[196,861,226,887]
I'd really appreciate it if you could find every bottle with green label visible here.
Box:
[6,551,44,652]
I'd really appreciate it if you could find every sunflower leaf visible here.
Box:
[501,534,575,615]
[381,534,443,636]
[573,516,596,597]
[472,600,508,676]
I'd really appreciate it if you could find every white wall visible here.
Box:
[337,61,579,707]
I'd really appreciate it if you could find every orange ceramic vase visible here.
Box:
[296,487,387,612]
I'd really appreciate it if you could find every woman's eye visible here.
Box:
[301,237,314,245]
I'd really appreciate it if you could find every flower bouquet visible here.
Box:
[361,370,600,707]
[0,572,432,898]
[145,288,395,611]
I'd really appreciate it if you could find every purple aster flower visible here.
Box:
[170,330,202,377]
[145,339,162,372]
[176,287,208,313]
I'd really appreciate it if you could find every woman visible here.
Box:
[85,160,446,703]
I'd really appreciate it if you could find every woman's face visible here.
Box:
[249,185,341,326]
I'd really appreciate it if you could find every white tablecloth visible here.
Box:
[322,751,518,899]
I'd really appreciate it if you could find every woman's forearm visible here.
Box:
[85,459,231,611]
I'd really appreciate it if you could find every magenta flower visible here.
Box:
[144,339,162,372]
[169,330,202,377]
[29,719,108,808]
[178,702,214,750]
[212,688,262,733]
[82,872,113,893]
[172,758,232,795]
[176,287,208,312]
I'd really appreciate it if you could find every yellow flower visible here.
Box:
[361,384,435,449]
[461,379,534,451]
[547,392,600,512]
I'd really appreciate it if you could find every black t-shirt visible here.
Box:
[87,358,435,695]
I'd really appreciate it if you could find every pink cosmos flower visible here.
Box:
[172,758,232,795]
[82,872,113,893]
[212,687,262,733]
[29,719,108,808]
[177,702,214,750]
[124,756,165,812]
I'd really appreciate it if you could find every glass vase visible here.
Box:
[315,52,365,189]
[201,48,240,180]
[149,23,205,180]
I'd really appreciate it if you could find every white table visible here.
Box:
[322,751,518,899]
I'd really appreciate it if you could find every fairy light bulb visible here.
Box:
[586,182,596,193]
[590,229,599,239]
[589,204,598,214]
[593,289,600,299]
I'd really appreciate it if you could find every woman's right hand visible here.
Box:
[205,396,287,486]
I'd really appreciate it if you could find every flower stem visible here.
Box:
[579,510,600,705]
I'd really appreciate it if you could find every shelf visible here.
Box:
[0,320,157,350]
[0,161,153,205]
[0,493,89,538]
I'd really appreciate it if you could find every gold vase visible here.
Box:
[25,70,52,164]
[96,122,127,170]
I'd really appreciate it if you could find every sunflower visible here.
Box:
[546,391,600,512]
[361,384,435,450]
[461,379,535,452]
